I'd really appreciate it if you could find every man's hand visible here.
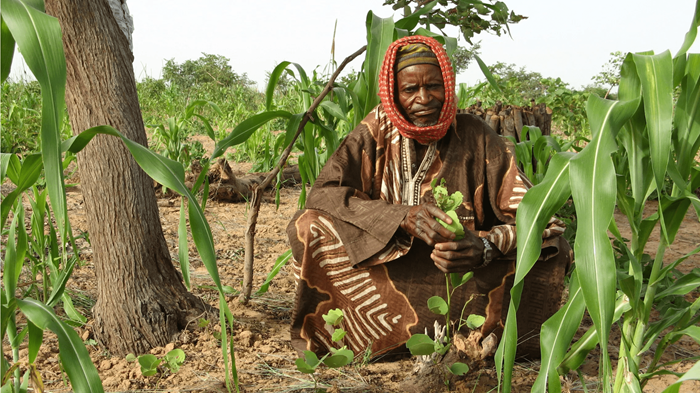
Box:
[400,203,456,246]
[430,231,486,273]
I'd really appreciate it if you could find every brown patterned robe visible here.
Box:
[287,104,569,359]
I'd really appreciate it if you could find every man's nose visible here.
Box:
[416,87,430,103]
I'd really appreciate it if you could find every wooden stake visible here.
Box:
[240,45,368,303]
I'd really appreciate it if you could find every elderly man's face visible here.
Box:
[396,64,445,127]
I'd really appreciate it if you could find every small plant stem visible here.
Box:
[7,315,21,392]
[615,237,668,391]
[445,274,451,342]
[577,369,590,393]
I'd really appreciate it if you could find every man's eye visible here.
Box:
[403,87,416,93]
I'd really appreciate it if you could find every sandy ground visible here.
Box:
[3,147,700,392]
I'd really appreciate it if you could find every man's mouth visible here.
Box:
[414,108,438,116]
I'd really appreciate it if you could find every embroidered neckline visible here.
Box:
[400,136,436,206]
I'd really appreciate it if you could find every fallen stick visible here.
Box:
[240,45,368,303]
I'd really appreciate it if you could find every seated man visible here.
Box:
[287,35,570,359]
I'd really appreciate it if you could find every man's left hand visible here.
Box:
[430,231,487,273]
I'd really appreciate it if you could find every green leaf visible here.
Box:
[138,354,161,376]
[257,249,292,295]
[331,328,347,343]
[496,152,574,392]
[1,153,43,229]
[265,61,291,111]
[532,270,586,393]
[661,361,700,393]
[567,94,639,385]
[125,354,137,362]
[323,348,353,368]
[211,110,291,160]
[297,350,321,373]
[474,55,502,95]
[557,292,631,374]
[45,256,77,307]
[16,298,103,392]
[4,202,27,301]
[61,294,86,325]
[1,16,15,83]
[394,0,436,30]
[406,334,437,356]
[164,349,185,367]
[319,101,347,122]
[633,51,674,239]
[450,272,473,289]
[437,210,464,240]
[177,197,190,290]
[27,321,42,364]
[322,309,344,326]
[427,296,449,316]
[448,362,469,376]
[465,314,485,330]
[655,269,700,299]
[363,11,395,114]
[3,0,69,245]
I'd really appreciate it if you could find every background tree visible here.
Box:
[451,41,481,74]
[44,0,209,356]
[384,0,526,43]
[591,51,624,98]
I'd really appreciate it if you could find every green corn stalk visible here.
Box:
[496,3,700,392]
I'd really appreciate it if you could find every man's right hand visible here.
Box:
[400,203,456,246]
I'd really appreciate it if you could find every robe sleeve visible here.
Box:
[305,122,411,265]
[477,131,566,259]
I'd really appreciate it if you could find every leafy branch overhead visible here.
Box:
[383,0,526,44]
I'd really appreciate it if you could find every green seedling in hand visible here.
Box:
[431,178,465,240]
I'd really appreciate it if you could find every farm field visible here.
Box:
[5,146,699,392]
[3,1,700,392]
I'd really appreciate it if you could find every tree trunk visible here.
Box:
[45,0,209,356]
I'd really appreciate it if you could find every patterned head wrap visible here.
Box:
[395,43,439,72]
[379,35,456,144]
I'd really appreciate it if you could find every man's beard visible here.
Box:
[413,118,439,127]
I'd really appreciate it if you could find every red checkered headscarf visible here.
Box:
[378,35,456,144]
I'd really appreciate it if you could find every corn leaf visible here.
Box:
[0,16,15,83]
[211,110,291,160]
[178,197,190,290]
[474,54,502,95]
[532,270,586,393]
[633,52,674,240]
[17,298,103,393]
[496,152,574,392]
[0,153,42,229]
[2,0,69,244]
[363,11,395,114]
[257,249,292,295]
[661,361,700,393]
[568,94,639,386]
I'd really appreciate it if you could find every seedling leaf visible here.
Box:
[406,334,437,356]
[138,354,161,376]
[427,296,449,316]
[466,314,485,330]
[331,328,347,342]
[448,362,470,376]
[450,272,473,289]
[324,348,353,368]
[322,308,344,326]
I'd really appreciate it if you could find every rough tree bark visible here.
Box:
[45,0,209,356]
